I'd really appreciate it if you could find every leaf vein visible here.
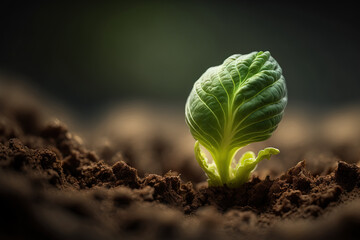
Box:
[198,80,227,120]
[232,98,285,134]
[186,102,219,149]
[232,76,283,121]
[194,86,223,130]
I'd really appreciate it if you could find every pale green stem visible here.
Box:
[212,148,237,185]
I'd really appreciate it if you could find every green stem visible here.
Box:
[213,149,236,185]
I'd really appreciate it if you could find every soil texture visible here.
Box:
[1,97,360,240]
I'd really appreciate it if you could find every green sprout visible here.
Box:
[185,51,287,188]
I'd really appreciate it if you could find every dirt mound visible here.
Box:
[1,105,360,240]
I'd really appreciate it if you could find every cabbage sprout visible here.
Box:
[185,51,287,188]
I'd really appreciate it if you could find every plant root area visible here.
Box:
[1,99,360,240]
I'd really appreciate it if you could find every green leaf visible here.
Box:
[194,141,222,186]
[185,51,287,187]
[228,147,280,188]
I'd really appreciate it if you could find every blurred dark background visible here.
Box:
[1,1,359,116]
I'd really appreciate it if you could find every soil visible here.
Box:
[1,92,360,240]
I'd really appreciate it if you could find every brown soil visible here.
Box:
[1,101,360,240]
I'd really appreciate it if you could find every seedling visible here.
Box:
[185,51,287,188]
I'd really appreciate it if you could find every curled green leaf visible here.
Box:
[194,141,222,186]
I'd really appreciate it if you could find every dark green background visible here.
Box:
[1,1,359,115]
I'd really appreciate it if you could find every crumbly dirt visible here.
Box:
[1,100,360,240]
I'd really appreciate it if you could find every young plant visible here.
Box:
[185,51,287,188]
